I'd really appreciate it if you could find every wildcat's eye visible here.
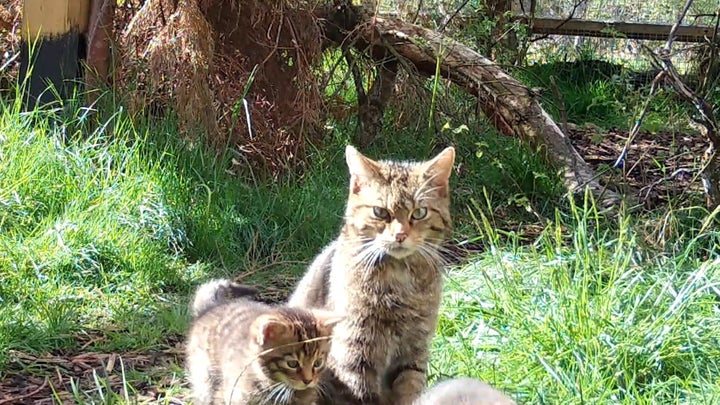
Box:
[411,207,428,220]
[286,360,300,368]
[313,358,324,368]
[372,206,390,221]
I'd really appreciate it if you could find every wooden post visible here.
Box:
[19,0,90,109]
[86,0,115,105]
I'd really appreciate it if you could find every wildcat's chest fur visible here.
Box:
[288,145,455,405]
[331,249,442,318]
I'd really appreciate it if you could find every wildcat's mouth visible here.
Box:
[384,243,416,259]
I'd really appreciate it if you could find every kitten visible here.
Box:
[186,278,343,405]
[414,378,517,405]
[288,145,455,405]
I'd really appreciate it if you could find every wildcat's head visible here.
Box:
[252,308,343,390]
[342,145,455,263]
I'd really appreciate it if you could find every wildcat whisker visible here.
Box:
[187,278,339,405]
[414,171,443,201]
[286,145,455,404]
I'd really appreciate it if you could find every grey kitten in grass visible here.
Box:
[415,378,517,405]
[289,145,456,405]
[186,279,343,405]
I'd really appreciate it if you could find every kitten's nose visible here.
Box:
[395,232,407,243]
[302,377,313,385]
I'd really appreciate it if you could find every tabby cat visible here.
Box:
[288,145,455,405]
[186,279,343,405]
[414,378,517,405]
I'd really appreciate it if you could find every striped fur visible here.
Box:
[186,279,342,405]
[289,146,455,405]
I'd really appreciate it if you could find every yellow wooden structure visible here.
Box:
[20,0,91,108]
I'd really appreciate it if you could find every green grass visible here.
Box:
[513,59,696,132]
[431,195,720,404]
[2,63,719,403]
[0,97,349,367]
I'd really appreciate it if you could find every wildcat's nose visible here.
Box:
[395,232,407,243]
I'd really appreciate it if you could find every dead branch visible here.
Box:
[648,0,720,208]
[528,0,587,43]
[346,17,623,207]
[613,69,666,169]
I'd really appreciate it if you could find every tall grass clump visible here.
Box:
[0,92,349,371]
[432,193,720,404]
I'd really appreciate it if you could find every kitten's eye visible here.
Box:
[313,358,324,368]
[372,206,390,221]
[286,360,300,368]
[411,207,428,220]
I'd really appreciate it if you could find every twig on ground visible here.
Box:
[613,69,666,169]
[647,0,720,207]
[0,377,48,405]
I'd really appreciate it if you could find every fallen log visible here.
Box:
[345,16,623,207]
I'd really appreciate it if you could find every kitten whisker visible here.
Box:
[316,380,330,399]
[359,245,385,274]
[337,236,373,246]
[283,385,294,403]
[426,242,467,263]
[259,381,282,405]
[187,279,336,405]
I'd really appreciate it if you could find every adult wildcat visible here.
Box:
[186,279,342,405]
[289,145,455,405]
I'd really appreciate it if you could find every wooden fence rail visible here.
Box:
[523,17,716,42]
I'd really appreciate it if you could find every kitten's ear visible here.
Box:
[418,146,455,197]
[254,314,289,346]
[346,145,379,194]
[312,310,345,332]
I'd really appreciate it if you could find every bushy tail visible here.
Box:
[191,278,258,318]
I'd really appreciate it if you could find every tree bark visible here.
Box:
[357,51,398,147]
[351,17,622,206]
[86,0,115,105]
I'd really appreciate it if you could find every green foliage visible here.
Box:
[3,36,719,402]
[0,95,348,370]
[432,195,720,403]
[513,57,694,132]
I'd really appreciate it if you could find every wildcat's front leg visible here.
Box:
[385,317,436,405]
[387,368,426,405]
[326,322,385,405]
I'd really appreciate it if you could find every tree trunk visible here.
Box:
[351,17,622,206]
[86,0,115,105]
[358,51,398,147]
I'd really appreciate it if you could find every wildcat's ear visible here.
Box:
[254,314,289,346]
[346,145,379,194]
[312,310,345,332]
[418,146,455,197]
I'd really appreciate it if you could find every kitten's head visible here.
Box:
[343,145,455,262]
[252,308,342,390]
